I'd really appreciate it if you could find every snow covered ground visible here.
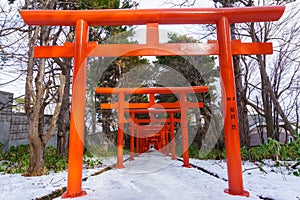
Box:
[0,151,299,200]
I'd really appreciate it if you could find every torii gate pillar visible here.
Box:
[62,19,89,198]
[217,17,249,196]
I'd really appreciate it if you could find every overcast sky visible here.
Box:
[138,0,214,8]
[0,0,216,98]
[6,0,296,99]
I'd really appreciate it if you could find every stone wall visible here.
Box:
[0,91,13,153]
[0,91,56,153]
[9,113,57,148]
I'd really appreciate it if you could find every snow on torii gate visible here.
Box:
[20,6,285,198]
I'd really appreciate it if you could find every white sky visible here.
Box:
[2,0,296,100]
[138,0,214,8]
[0,0,215,98]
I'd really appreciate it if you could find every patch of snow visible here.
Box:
[1,152,300,200]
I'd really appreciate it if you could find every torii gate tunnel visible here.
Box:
[95,86,208,169]
[125,108,181,160]
[20,6,285,198]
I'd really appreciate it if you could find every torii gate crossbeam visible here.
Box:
[20,6,285,198]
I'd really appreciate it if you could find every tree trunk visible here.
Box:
[230,21,250,148]
[256,54,295,138]
[248,19,296,139]
[91,91,96,134]
[25,95,46,176]
[56,59,71,157]
[26,136,46,176]
[260,59,275,140]
[191,111,204,149]
[233,56,250,148]
[274,112,280,141]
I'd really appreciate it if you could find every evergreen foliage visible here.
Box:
[189,137,300,162]
[0,145,66,173]
[155,33,219,149]
[0,145,112,174]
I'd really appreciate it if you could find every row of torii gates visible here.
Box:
[20,5,285,198]
[95,86,209,168]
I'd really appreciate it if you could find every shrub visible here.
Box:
[188,146,226,160]
[1,145,30,173]
[0,145,68,174]
[189,137,300,162]
[241,137,300,162]
[188,146,200,158]
[0,144,119,174]
[45,146,68,173]
[85,145,117,158]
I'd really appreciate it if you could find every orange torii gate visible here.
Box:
[95,86,208,168]
[20,6,285,198]
[134,124,171,155]
[125,108,181,160]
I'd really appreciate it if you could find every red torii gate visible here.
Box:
[96,86,208,168]
[20,6,285,198]
[125,108,182,160]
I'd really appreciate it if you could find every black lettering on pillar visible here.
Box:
[230,106,237,130]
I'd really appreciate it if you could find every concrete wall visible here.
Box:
[9,113,57,149]
[0,91,56,153]
[0,91,13,153]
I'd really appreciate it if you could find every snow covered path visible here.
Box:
[55,151,300,200]
[54,152,259,200]
[55,151,256,200]
[1,151,300,200]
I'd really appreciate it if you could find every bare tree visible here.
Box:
[53,27,74,157]
[22,0,67,175]
[213,0,251,148]
[167,0,298,144]
[240,1,299,139]
[161,0,251,147]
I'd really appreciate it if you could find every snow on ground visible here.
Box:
[1,151,300,200]
[0,156,121,200]
[190,159,300,200]
[55,151,250,200]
